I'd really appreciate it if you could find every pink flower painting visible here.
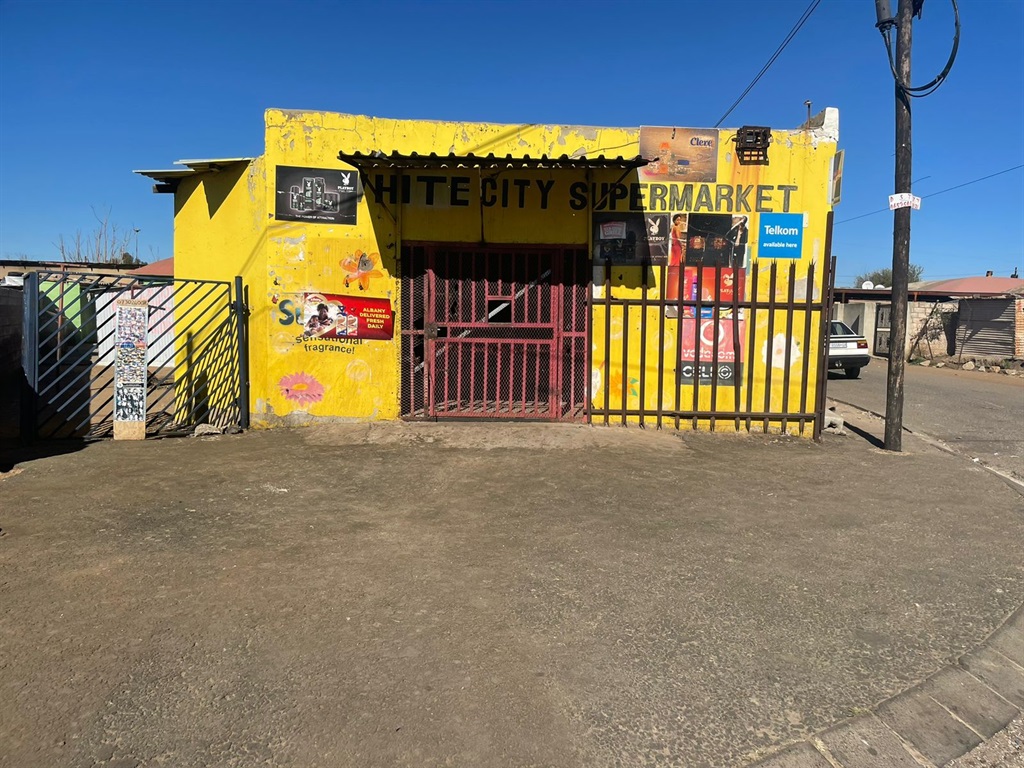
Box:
[278,372,325,406]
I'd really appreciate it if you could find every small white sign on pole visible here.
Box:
[888,193,921,211]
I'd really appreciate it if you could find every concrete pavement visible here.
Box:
[1,419,1022,767]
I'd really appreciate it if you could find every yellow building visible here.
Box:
[137,108,841,436]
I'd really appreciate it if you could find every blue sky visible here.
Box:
[1,0,1021,286]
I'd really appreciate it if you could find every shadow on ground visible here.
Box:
[0,438,86,474]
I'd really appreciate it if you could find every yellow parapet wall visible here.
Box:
[166,108,839,434]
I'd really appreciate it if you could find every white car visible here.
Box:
[828,321,870,379]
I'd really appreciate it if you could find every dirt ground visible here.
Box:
[1,420,1022,768]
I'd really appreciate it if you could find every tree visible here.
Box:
[852,264,923,288]
[54,207,145,265]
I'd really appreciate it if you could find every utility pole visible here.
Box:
[875,0,960,451]
[884,0,913,452]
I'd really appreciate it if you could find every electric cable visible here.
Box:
[714,0,822,128]
[835,164,1024,225]
[878,0,960,97]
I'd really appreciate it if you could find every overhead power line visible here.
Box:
[877,0,961,98]
[714,0,823,128]
[835,164,1024,225]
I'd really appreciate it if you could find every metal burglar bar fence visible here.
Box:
[591,253,837,438]
[21,270,248,440]
[401,245,588,421]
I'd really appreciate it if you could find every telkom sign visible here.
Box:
[758,213,804,258]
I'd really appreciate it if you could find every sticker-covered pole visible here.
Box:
[113,299,149,440]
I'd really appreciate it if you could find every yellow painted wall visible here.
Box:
[173,157,268,424]
[168,109,838,435]
[258,110,633,425]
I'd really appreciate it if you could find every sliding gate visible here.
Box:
[21,270,248,440]
[401,245,588,421]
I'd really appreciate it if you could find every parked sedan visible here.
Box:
[828,321,871,379]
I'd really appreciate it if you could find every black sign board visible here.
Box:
[593,211,670,265]
[275,166,360,224]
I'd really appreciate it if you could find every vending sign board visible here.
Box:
[757,213,804,258]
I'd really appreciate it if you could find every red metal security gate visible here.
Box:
[401,244,587,421]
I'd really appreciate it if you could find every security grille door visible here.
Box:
[401,245,587,421]
[875,304,892,357]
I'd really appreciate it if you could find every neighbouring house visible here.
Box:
[832,275,1024,361]
[128,257,174,278]
[0,259,141,281]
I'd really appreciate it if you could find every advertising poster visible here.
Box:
[275,166,360,224]
[639,127,719,183]
[593,211,669,265]
[665,211,748,316]
[681,267,746,317]
[300,292,393,341]
[685,213,750,267]
[757,213,804,259]
[679,318,745,386]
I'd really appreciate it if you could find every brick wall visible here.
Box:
[907,299,958,359]
[0,287,23,438]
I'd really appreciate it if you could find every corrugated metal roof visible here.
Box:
[132,168,196,181]
[128,257,174,277]
[337,150,649,170]
[908,276,1024,295]
[134,157,255,184]
[837,276,1024,302]
[175,158,254,170]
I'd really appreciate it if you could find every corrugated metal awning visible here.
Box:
[132,168,196,182]
[337,150,649,170]
[134,158,256,191]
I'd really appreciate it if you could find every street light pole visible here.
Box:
[134,227,141,264]
[884,0,914,452]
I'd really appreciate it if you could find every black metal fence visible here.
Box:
[589,255,837,438]
[21,270,248,440]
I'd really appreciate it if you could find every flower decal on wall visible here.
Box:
[341,250,384,291]
[278,371,325,406]
[761,333,802,370]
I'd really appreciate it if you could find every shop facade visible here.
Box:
[138,108,840,436]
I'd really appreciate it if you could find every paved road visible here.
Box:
[826,358,1024,480]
